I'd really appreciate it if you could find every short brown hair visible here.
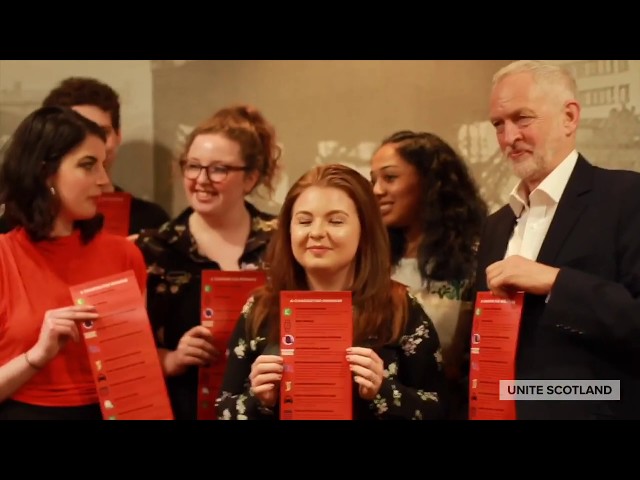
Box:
[42,77,121,131]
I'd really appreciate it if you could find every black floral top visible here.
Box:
[135,202,277,420]
[215,291,446,420]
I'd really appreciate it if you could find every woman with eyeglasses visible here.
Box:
[136,105,281,420]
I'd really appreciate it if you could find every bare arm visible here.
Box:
[0,350,41,402]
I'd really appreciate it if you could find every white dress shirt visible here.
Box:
[505,150,579,261]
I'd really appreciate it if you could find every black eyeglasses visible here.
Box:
[179,160,250,183]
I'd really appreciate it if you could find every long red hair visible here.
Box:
[248,164,408,346]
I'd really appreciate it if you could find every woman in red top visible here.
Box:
[0,106,147,420]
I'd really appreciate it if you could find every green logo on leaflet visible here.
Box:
[204,285,212,293]
[284,308,292,316]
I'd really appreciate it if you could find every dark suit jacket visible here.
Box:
[475,155,640,420]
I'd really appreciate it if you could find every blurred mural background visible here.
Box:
[2,60,639,217]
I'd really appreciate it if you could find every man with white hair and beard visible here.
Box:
[475,60,640,420]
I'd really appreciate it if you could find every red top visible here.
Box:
[0,228,147,407]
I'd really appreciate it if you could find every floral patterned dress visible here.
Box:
[215,291,446,420]
[392,258,475,419]
[135,201,277,420]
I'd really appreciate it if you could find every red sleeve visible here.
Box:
[123,239,148,295]
[0,236,7,330]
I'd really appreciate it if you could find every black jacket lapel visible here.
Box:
[536,155,594,265]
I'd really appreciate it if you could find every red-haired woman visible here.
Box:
[215,164,445,420]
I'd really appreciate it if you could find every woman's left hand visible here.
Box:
[346,347,384,400]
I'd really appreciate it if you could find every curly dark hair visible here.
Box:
[0,106,107,243]
[42,77,120,131]
[380,130,488,283]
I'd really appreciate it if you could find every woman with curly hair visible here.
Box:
[136,104,281,420]
[370,130,488,418]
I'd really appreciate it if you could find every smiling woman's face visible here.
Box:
[290,185,361,282]
[370,143,422,228]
